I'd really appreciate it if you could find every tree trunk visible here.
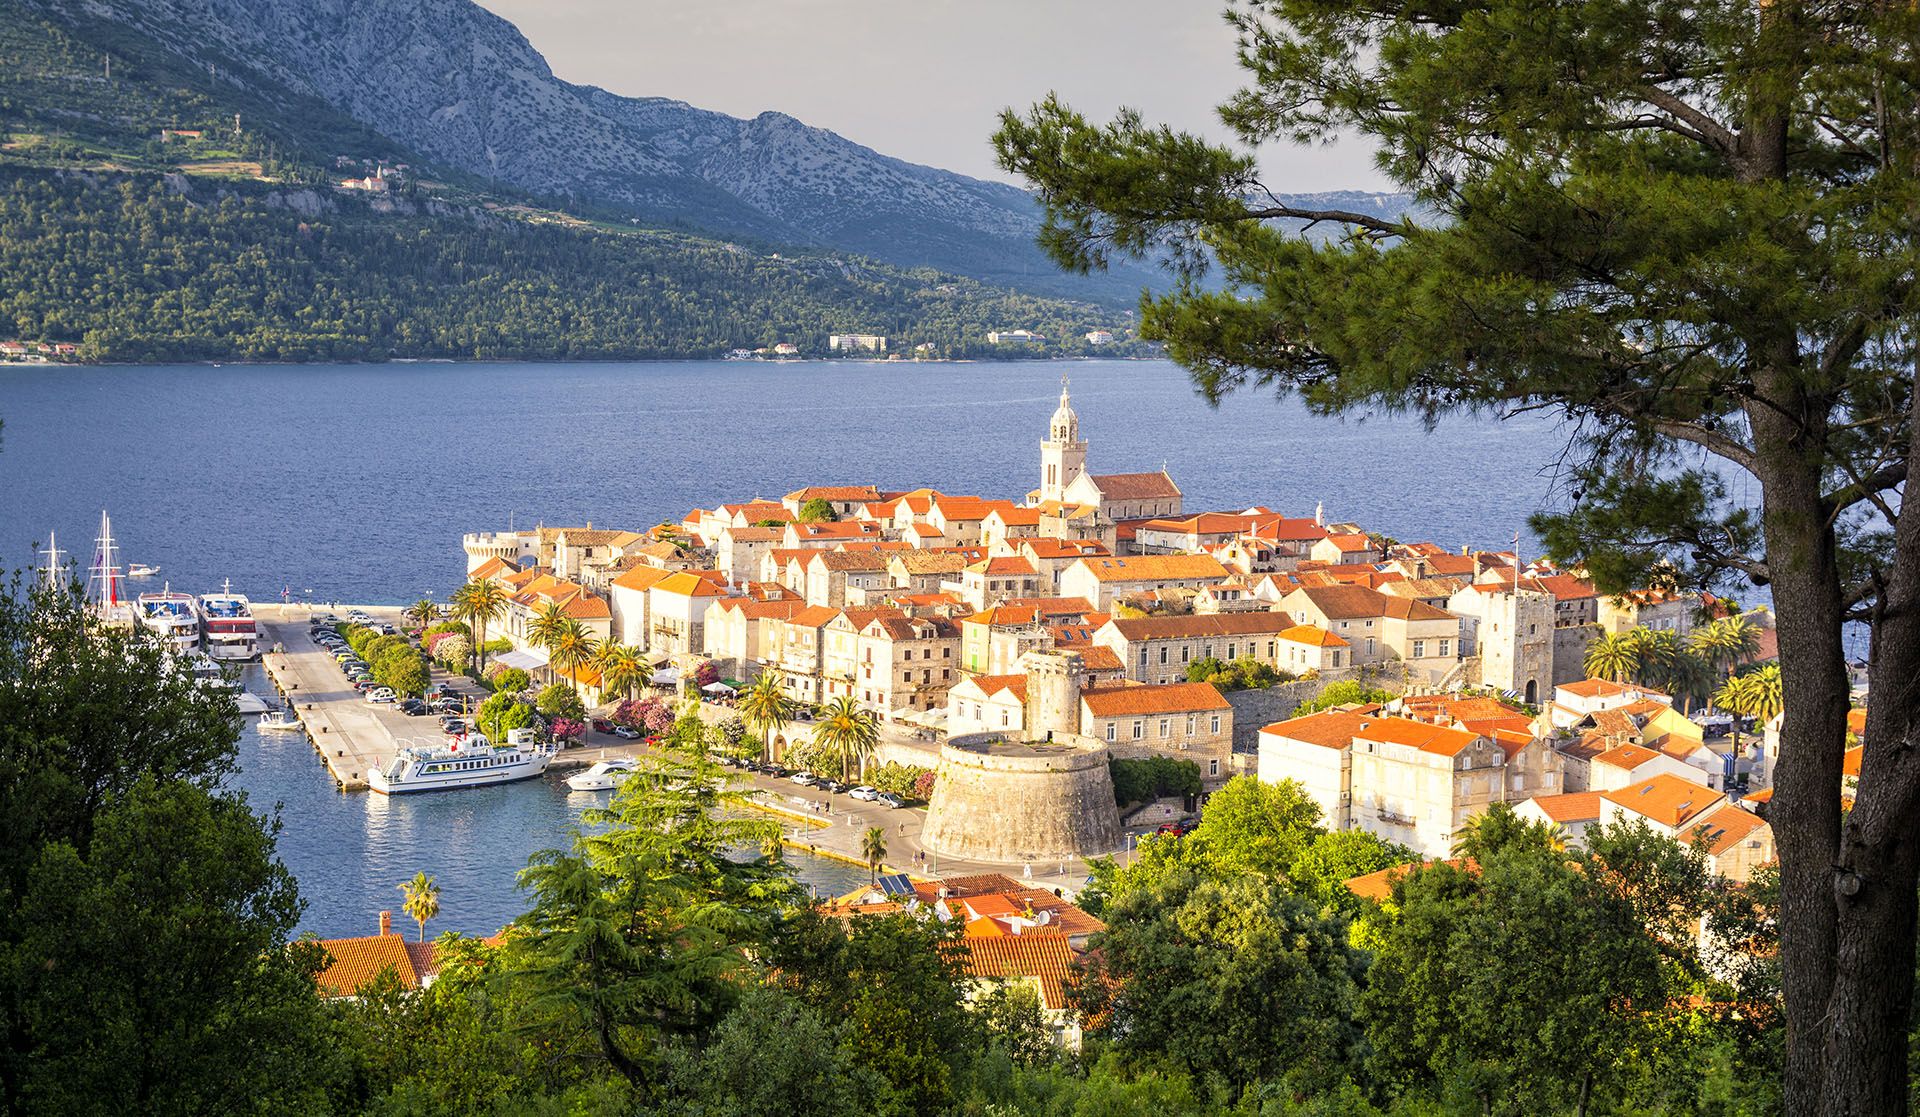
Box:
[1813,374,1920,1117]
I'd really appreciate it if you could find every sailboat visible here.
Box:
[39,532,66,590]
[86,511,131,624]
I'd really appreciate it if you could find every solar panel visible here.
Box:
[877,872,916,897]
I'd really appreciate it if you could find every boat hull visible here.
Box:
[368,753,553,795]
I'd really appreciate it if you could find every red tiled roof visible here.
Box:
[1526,790,1604,824]
[1106,611,1296,640]
[1081,681,1230,716]
[1602,773,1725,829]
[1260,707,1379,750]
[956,931,1078,1012]
[314,933,432,997]
[1088,471,1181,500]
[1072,554,1231,583]
[1353,716,1482,757]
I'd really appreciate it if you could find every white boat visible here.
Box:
[134,589,201,653]
[235,691,271,714]
[564,757,638,791]
[258,707,302,731]
[199,581,260,661]
[127,563,159,578]
[368,733,554,795]
[86,511,132,624]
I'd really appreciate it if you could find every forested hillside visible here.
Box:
[0,172,1133,362]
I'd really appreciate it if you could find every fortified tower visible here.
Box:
[1037,377,1087,504]
[462,531,524,575]
[922,646,1121,863]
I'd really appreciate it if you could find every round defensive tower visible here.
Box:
[920,734,1122,864]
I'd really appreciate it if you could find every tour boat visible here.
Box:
[198,582,260,661]
[127,563,159,578]
[258,707,303,731]
[134,589,201,653]
[86,511,132,624]
[368,733,555,795]
[564,757,638,792]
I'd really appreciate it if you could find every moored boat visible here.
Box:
[258,707,302,731]
[564,757,638,791]
[199,582,260,660]
[369,733,554,795]
[127,563,160,578]
[134,589,201,653]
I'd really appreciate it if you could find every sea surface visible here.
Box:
[0,357,1594,935]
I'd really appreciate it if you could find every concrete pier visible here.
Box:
[257,607,412,792]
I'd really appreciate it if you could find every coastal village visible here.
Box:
[296,379,1801,1020]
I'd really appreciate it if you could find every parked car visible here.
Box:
[433,683,460,699]
[431,697,464,714]
[398,699,428,716]
[352,678,381,693]
[1156,820,1195,837]
[849,786,880,802]
[826,780,849,795]
[877,792,907,809]
[789,771,816,785]
[591,718,616,735]
[366,688,396,704]
[610,725,641,740]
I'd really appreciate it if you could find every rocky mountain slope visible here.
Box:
[16,0,1411,303]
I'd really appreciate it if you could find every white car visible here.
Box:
[366,688,396,704]
[789,771,816,785]
[848,785,880,801]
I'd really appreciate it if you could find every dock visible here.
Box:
[257,606,413,792]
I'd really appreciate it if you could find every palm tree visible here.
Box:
[861,826,888,885]
[397,871,440,942]
[738,672,796,763]
[548,620,599,700]
[451,579,509,676]
[526,601,572,685]
[1583,631,1640,683]
[596,643,646,703]
[1745,663,1783,725]
[405,597,438,632]
[814,695,880,782]
[1715,672,1763,758]
[1691,614,1763,680]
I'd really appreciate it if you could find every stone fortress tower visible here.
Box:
[921,648,1123,863]
[1036,376,1088,504]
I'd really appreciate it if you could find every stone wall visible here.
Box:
[1223,674,1409,755]
[921,734,1122,863]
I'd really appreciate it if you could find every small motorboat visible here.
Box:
[235,691,270,714]
[127,563,160,578]
[565,757,638,792]
[258,707,303,731]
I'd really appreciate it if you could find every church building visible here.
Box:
[1028,378,1184,521]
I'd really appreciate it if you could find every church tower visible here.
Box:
[1038,376,1088,503]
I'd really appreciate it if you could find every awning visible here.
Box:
[701,682,737,696]
[900,707,947,728]
[493,649,548,671]
[650,667,681,685]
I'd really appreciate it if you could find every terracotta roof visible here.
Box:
[1593,743,1664,770]
[1277,623,1348,648]
[811,550,888,573]
[1087,471,1182,500]
[1321,533,1375,552]
[713,597,807,621]
[1352,716,1482,757]
[1078,646,1125,672]
[1081,681,1230,716]
[1602,773,1726,829]
[1689,804,1769,857]
[955,674,1028,702]
[1260,707,1378,750]
[914,874,1105,937]
[1021,538,1110,560]
[955,931,1077,1012]
[1071,554,1231,583]
[790,521,885,540]
[1848,708,1868,736]
[314,933,432,997]
[1844,745,1863,777]
[542,527,636,547]
[1106,611,1296,640]
[723,526,786,542]
[1526,791,1604,824]
[469,556,519,580]
[1344,859,1469,902]
[560,595,611,619]
[891,551,968,575]
[786,485,882,502]
[1287,584,1396,619]
[1560,678,1669,701]
[969,556,1039,577]
[986,507,1043,527]
[652,572,728,598]
[784,605,841,628]
[611,566,674,593]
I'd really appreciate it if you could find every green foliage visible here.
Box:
[489,666,530,694]
[796,498,840,523]
[1184,654,1290,691]
[1293,680,1394,715]
[0,577,334,1112]
[1108,755,1202,806]
[376,653,430,698]
[659,987,879,1117]
[866,761,933,798]
[481,638,512,655]
[534,682,585,720]
[1075,870,1367,1094]
[476,692,537,741]
[421,620,467,640]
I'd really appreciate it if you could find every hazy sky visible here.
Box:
[474,0,1388,193]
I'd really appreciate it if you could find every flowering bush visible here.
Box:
[488,665,531,694]
[431,634,471,671]
[549,716,585,744]
[613,697,675,734]
[642,701,675,733]
[691,659,721,687]
[910,769,937,800]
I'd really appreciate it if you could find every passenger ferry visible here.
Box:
[198,583,260,661]
[134,590,201,653]
[368,732,555,795]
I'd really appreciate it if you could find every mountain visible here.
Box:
[10,0,1411,304]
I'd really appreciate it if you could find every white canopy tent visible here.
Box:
[493,649,548,672]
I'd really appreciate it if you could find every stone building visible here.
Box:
[1449,580,1554,706]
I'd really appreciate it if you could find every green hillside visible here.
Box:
[0,10,1140,363]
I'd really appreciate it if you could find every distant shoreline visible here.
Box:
[1,353,1166,370]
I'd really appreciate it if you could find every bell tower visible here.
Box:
[1038,375,1088,504]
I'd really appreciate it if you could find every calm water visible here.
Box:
[0,358,1577,935]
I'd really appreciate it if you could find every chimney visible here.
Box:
[379,910,392,936]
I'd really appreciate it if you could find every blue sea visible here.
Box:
[0,358,1585,934]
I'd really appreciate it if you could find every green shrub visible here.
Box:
[1293,680,1394,715]
[482,637,512,656]
[489,666,530,694]
[1109,756,1202,806]
[868,763,934,798]
[1185,655,1292,691]
[378,655,430,698]
[536,683,585,720]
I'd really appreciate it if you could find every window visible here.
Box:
[1413,640,1426,658]
[1137,648,1148,667]
[1105,723,1116,742]
[1186,714,1196,735]
[1159,647,1169,665]
[1208,759,1220,776]
[1181,646,1191,663]
[943,669,950,680]
[943,647,951,658]
[1203,644,1214,660]
[1209,715,1221,734]
[1440,639,1451,657]
[1226,643,1237,660]
[1132,720,1144,740]
[1159,718,1171,738]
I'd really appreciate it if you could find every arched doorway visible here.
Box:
[1524,679,1538,706]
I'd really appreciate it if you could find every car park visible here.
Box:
[849,786,880,802]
